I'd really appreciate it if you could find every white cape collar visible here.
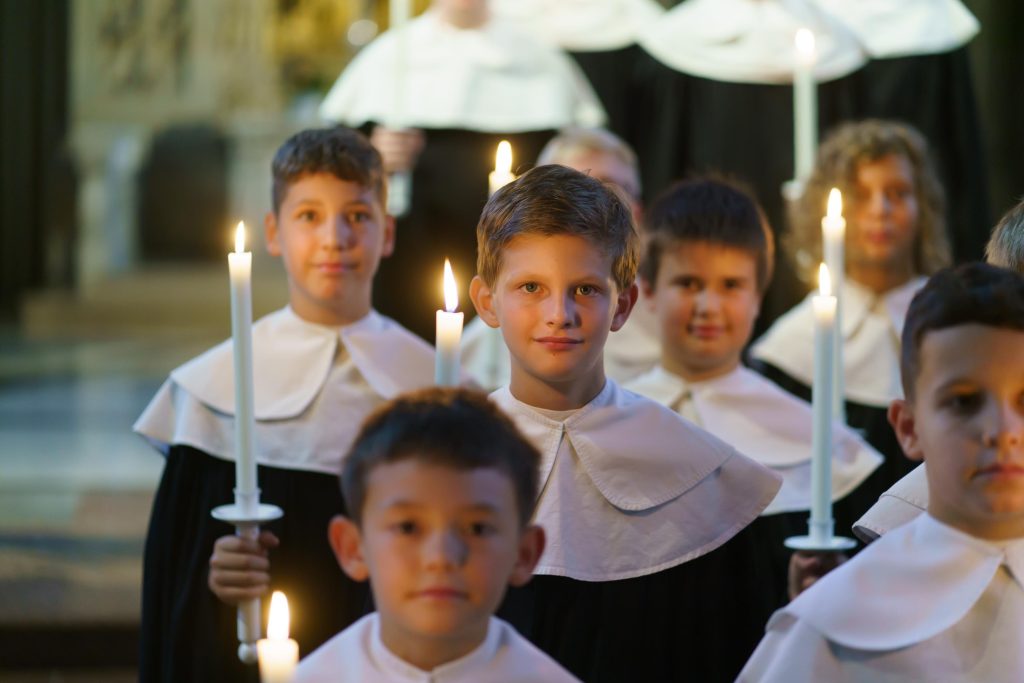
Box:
[813,0,979,58]
[786,513,1024,650]
[492,0,664,52]
[853,463,929,542]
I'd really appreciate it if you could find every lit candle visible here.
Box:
[821,189,846,423]
[257,591,299,683]
[435,259,464,386]
[810,264,836,544]
[488,140,516,197]
[228,221,257,512]
[793,28,817,181]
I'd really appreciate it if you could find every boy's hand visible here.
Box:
[788,550,847,601]
[208,530,280,606]
[370,125,425,174]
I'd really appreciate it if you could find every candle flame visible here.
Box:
[827,188,842,218]
[443,259,459,313]
[795,28,815,57]
[234,221,246,254]
[818,263,832,297]
[268,591,290,640]
[495,140,512,175]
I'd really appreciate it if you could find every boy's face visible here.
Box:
[848,153,919,272]
[889,324,1024,540]
[330,460,543,665]
[643,242,760,381]
[265,173,394,325]
[471,234,636,402]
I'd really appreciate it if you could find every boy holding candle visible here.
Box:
[624,178,882,563]
[134,126,437,682]
[469,164,784,682]
[738,263,1024,682]
[295,387,581,682]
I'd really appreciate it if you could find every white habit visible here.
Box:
[853,463,929,542]
[296,613,581,683]
[626,365,882,515]
[738,513,1024,682]
[491,0,664,52]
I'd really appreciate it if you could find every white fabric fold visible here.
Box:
[813,0,979,58]
[853,463,929,542]
[639,0,866,84]
[492,0,664,52]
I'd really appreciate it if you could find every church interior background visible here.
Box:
[0,0,1021,679]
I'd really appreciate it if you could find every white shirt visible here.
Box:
[853,463,929,542]
[626,365,882,515]
[319,10,605,132]
[752,277,925,408]
[812,0,979,58]
[738,514,1024,682]
[295,613,581,683]
[491,0,664,52]
[133,307,436,474]
[491,380,782,581]
[638,0,865,84]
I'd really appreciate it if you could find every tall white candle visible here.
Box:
[228,221,258,512]
[821,189,847,423]
[387,0,413,217]
[810,263,836,544]
[258,591,299,683]
[793,28,817,181]
[489,141,516,197]
[435,259,464,386]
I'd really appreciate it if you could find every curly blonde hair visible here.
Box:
[785,120,951,286]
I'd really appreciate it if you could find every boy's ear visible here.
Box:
[381,213,396,258]
[470,275,500,328]
[328,515,370,582]
[264,211,282,257]
[610,281,639,332]
[888,399,924,462]
[508,524,546,588]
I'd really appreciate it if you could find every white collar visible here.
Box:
[853,463,929,542]
[627,365,881,514]
[368,614,501,681]
[812,0,979,58]
[492,0,664,51]
[168,307,434,419]
[786,513,1024,650]
[638,0,866,84]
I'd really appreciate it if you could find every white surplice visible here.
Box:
[296,613,581,683]
[133,307,436,474]
[491,0,664,52]
[853,463,929,542]
[812,0,979,58]
[491,380,782,581]
[638,0,865,84]
[626,365,882,515]
[751,277,925,408]
[319,9,605,132]
[739,513,1024,682]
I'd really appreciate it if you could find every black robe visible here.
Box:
[139,446,370,683]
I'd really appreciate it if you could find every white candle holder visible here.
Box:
[212,496,285,664]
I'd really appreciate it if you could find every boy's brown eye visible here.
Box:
[576,285,597,296]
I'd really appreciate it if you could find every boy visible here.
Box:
[296,387,580,682]
[469,164,784,682]
[134,127,436,682]
[739,263,1024,682]
[625,178,881,532]
[461,127,658,390]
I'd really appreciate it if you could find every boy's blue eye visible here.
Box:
[522,282,539,293]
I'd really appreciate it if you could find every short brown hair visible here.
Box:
[900,263,1024,400]
[786,120,951,285]
[476,164,640,291]
[341,388,541,527]
[985,197,1024,273]
[271,126,385,214]
[640,176,774,292]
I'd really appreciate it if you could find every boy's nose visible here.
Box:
[546,293,577,328]
[424,529,467,569]
[323,215,356,249]
[985,403,1024,453]
[694,289,720,314]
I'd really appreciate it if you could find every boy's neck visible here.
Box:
[847,261,916,296]
[380,617,488,672]
[509,366,607,412]
[289,290,372,327]
[661,354,739,384]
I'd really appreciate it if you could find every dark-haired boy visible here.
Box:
[134,127,436,682]
[626,179,881,583]
[470,164,783,682]
[296,387,580,682]
[739,263,1024,682]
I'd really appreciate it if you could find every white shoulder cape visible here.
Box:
[813,0,979,58]
[319,10,606,132]
[853,463,928,542]
[638,0,866,84]
[491,0,664,52]
[626,365,882,515]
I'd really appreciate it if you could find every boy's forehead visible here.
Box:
[365,459,517,508]
[281,172,379,207]
[500,233,612,269]
[915,324,1024,389]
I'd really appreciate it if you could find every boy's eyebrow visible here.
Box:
[377,499,502,514]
